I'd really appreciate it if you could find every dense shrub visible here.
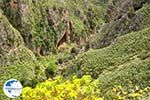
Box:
[22,74,150,100]
[22,75,103,100]
[105,85,150,100]
[69,27,150,78]
[60,27,150,99]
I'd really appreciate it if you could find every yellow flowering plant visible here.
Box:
[22,75,103,100]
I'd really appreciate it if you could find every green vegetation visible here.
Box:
[68,27,150,77]
[106,85,150,100]
[22,75,103,100]
[0,55,58,100]
[62,27,150,99]
[22,74,150,100]
[1,0,106,54]
[90,3,150,49]
[0,0,150,100]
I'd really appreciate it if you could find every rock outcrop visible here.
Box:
[90,0,150,49]
[0,9,35,66]
[1,0,105,55]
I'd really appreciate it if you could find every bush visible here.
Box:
[105,85,150,100]
[69,27,150,78]
[22,75,103,100]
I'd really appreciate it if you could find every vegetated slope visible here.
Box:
[0,0,150,100]
[67,27,150,99]
[0,10,35,99]
[90,1,150,49]
[1,0,106,55]
[0,10,37,81]
[0,10,57,100]
[0,0,107,99]
[20,27,150,100]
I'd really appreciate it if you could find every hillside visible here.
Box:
[0,0,150,100]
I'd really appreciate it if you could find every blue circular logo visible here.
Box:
[3,79,22,98]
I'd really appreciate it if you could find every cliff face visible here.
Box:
[90,0,150,49]
[0,0,149,58]
[1,0,105,55]
[0,9,35,65]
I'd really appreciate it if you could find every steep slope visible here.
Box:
[1,0,106,55]
[0,0,150,100]
[0,11,35,65]
[0,0,107,99]
[64,27,150,99]
[0,10,58,100]
[0,10,35,99]
[90,1,150,49]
